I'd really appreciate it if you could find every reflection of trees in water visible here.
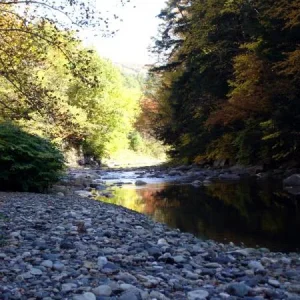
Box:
[100,182,300,251]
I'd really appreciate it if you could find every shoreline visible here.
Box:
[1,192,300,299]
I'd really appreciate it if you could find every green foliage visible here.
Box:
[0,123,65,192]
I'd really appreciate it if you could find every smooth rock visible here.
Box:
[97,256,108,269]
[62,283,78,292]
[30,268,43,275]
[92,285,112,296]
[283,174,300,186]
[226,283,249,297]
[268,279,280,288]
[41,260,53,268]
[73,292,96,300]
[248,260,264,271]
[187,289,209,299]
[135,180,147,186]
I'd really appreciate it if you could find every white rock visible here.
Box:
[188,289,209,299]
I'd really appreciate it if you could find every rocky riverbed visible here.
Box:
[1,192,300,300]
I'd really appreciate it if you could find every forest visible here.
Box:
[0,0,299,191]
[149,0,300,166]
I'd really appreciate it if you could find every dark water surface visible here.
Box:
[99,176,300,252]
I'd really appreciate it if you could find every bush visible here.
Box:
[0,123,65,192]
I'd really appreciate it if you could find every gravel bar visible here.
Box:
[1,192,300,300]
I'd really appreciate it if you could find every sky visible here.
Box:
[82,0,167,65]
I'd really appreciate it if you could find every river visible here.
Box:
[95,169,300,252]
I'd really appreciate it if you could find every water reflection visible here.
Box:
[98,180,300,252]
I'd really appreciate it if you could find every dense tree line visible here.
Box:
[150,0,300,166]
[0,0,166,163]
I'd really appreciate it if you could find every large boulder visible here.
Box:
[283,174,300,186]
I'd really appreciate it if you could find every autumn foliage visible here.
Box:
[150,0,300,166]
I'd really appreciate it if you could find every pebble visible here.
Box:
[92,285,112,296]
[41,260,53,268]
[268,279,280,288]
[73,292,96,300]
[187,289,209,299]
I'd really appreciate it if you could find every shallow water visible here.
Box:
[98,172,300,252]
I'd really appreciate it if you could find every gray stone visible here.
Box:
[283,174,300,186]
[73,292,96,300]
[226,283,249,297]
[135,180,147,186]
[62,283,78,292]
[288,284,300,293]
[268,279,280,288]
[41,260,53,268]
[187,289,209,300]
[248,260,264,271]
[74,190,92,198]
[30,268,43,275]
[149,290,170,300]
[97,256,108,269]
[53,262,65,271]
[92,285,112,296]
[173,255,186,263]
[157,238,168,246]
[119,290,142,300]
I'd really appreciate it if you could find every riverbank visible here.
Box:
[1,192,300,300]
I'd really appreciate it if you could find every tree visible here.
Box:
[151,0,300,165]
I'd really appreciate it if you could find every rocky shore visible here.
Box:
[1,192,300,300]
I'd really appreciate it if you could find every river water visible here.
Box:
[96,170,300,252]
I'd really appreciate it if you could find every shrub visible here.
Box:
[0,123,65,192]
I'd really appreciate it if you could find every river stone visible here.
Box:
[288,284,300,293]
[157,238,168,246]
[62,283,78,292]
[135,180,147,186]
[149,290,169,300]
[268,279,280,288]
[30,268,43,275]
[187,289,209,299]
[248,260,264,271]
[73,292,96,300]
[283,174,300,186]
[53,261,65,271]
[173,255,186,263]
[41,260,53,268]
[92,285,112,296]
[226,283,249,297]
[119,290,142,300]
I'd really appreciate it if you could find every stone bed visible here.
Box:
[0,192,300,300]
